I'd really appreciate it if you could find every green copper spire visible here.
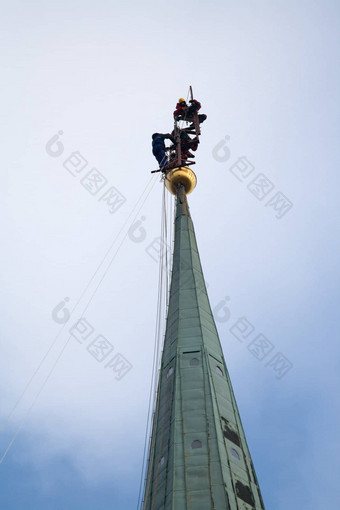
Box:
[143,184,265,510]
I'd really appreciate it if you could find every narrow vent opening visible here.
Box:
[221,417,240,447]
[235,481,254,506]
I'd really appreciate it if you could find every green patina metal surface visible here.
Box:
[143,185,265,510]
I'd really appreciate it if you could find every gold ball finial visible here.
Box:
[164,166,197,195]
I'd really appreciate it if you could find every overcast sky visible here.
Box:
[1,1,340,509]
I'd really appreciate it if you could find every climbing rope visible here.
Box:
[0,174,159,465]
[136,181,174,509]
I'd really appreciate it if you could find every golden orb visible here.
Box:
[164,166,197,195]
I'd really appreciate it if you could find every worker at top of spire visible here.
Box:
[173,98,207,124]
[167,129,198,166]
[152,133,175,170]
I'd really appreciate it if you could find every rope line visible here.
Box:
[137,181,173,509]
[0,175,158,465]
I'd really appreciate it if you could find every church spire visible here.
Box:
[142,180,265,509]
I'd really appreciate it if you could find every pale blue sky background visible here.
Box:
[1,1,340,509]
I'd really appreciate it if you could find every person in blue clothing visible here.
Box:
[152,133,175,169]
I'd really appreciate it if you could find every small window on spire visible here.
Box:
[230,448,240,460]
[190,358,199,366]
[158,456,165,467]
[191,440,202,449]
[166,367,174,379]
[216,366,223,376]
